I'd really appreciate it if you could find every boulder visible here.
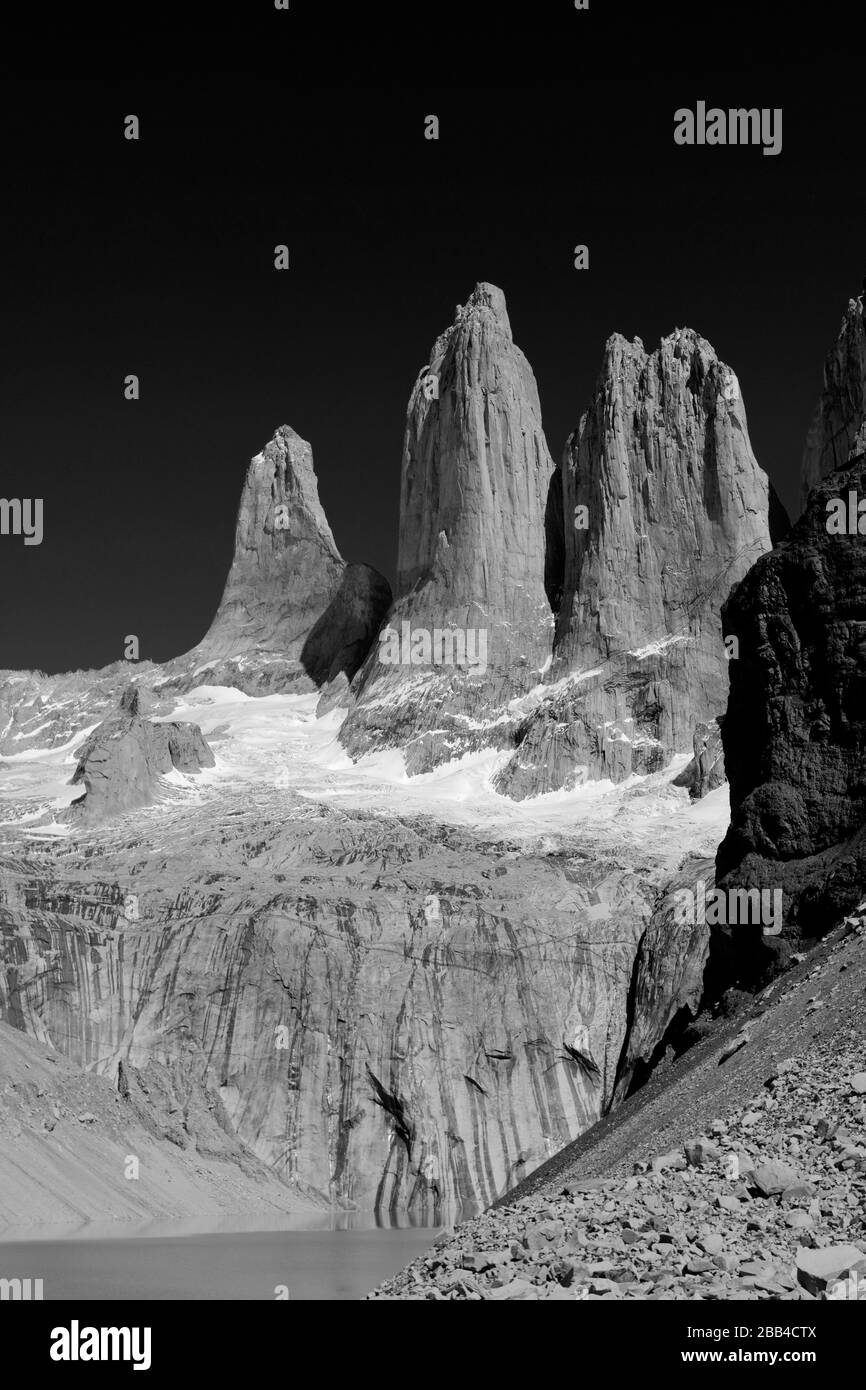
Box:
[796,1244,866,1296]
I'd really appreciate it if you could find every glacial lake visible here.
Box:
[0,1216,441,1300]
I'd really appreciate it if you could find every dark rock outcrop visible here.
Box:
[495,329,773,797]
[300,562,393,688]
[715,452,866,978]
[340,283,555,772]
[67,686,215,822]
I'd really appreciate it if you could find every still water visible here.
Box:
[0,1216,441,1300]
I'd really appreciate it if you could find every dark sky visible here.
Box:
[1,3,864,673]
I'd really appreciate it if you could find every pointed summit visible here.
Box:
[197,426,343,661]
[341,283,555,772]
[188,426,391,691]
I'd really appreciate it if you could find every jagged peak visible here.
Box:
[431,282,513,360]
[596,327,739,404]
[461,281,510,325]
[258,424,314,465]
[602,326,721,363]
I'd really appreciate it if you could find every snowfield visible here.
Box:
[0,682,730,867]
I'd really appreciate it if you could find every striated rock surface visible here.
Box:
[66,686,215,823]
[801,295,866,513]
[715,452,866,978]
[495,329,773,798]
[0,810,645,1219]
[340,283,555,773]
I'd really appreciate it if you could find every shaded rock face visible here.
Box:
[340,284,555,772]
[495,329,773,798]
[300,562,393,689]
[672,719,726,801]
[189,425,391,693]
[715,453,866,979]
[67,687,215,823]
[801,296,866,514]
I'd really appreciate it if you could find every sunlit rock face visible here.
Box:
[495,328,773,799]
[189,425,391,693]
[340,283,555,774]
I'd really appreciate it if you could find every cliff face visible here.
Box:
[801,297,866,513]
[0,800,660,1221]
[496,329,773,798]
[340,284,555,773]
[714,453,866,979]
